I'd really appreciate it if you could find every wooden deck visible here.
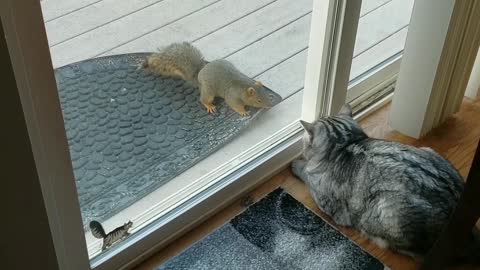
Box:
[42,0,414,100]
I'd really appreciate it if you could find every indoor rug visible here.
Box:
[54,53,282,226]
[158,189,386,270]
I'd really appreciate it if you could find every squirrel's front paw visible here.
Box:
[291,159,307,182]
[236,109,250,117]
[203,104,217,114]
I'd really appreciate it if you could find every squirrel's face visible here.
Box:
[245,82,273,108]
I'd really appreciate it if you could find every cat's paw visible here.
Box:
[291,159,307,181]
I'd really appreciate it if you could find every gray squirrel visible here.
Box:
[142,42,272,116]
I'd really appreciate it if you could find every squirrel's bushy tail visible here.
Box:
[141,42,206,86]
[89,220,107,239]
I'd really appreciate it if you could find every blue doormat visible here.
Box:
[158,189,386,270]
[54,53,282,227]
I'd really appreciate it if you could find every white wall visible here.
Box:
[465,47,480,99]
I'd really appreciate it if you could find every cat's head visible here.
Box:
[299,104,366,156]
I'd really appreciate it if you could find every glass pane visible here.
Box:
[39,0,313,260]
[348,0,415,103]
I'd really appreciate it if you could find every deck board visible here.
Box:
[350,27,408,79]
[226,15,310,78]
[103,0,276,57]
[41,0,101,22]
[45,0,164,46]
[43,0,387,49]
[43,0,414,99]
[254,23,408,100]
[360,0,392,15]
[192,0,312,61]
[256,50,307,98]
[49,0,219,67]
[353,0,413,57]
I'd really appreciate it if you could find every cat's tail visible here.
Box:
[89,220,107,239]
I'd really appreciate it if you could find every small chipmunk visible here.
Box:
[90,220,133,251]
[142,42,272,116]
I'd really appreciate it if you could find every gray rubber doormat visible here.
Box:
[158,189,385,270]
[54,53,282,227]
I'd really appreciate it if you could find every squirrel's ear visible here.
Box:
[255,81,263,87]
[247,87,256,97]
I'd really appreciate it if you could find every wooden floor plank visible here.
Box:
[49,0,218,67]
[193,0,312,61]
[43,0,388,48]
[361,98,480,179]
[43,0,388,52]
[45,0,415,106]
[194,0,390,61]
[353,0,413,57]
[255,50,307,98]
[350,26,408,80]
[361,0,393,16]
[250,25,408,98]
[45,0,164,46]
[41,0,101,22]
[110,0,409,101]
[102,0,275,57]
[240,25,409,99]
[227,24,408,99]
[225,14,310,78]
[106,0,393,61]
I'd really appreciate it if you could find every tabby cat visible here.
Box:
[291,104,473,260]
[90,220,133,250]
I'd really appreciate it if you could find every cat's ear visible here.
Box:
[338,104,353,118]
[299,120,314,135]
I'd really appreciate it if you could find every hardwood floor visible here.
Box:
[361,98,480,179]
[134,97,480,270]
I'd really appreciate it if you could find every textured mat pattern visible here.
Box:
[54,53,282,226]
[158,190,385,270]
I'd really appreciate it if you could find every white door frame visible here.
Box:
[389,0,480,138]
[465,47,480,99]
[302,0,361,122]
[0,1,91,269]
[1,20,62,270]
[1,0,360,269]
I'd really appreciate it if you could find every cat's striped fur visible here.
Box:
[90,220,133,250]
[291,104,477,261]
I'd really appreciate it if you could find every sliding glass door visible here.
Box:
[2,0,362,269]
